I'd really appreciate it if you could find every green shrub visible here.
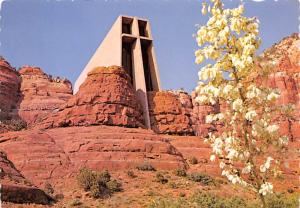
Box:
[187,173,215,186]
[3,119,27,131]
[148,191,299,208]
[76,168,96,191]
[136,162,156,171]
[68,198,82,207]
[264,193,299,208]
[127,170,137,178]
[148,197,189,208]
[189,157,198,165]
[76,167,122,199]
[190,191,248,208]
[89,182,110,199]
[106,179,122,192]
[174,168,187,177]
[155,172,168,184]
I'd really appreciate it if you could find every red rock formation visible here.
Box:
[17,66,73,125]
[0,151,52,204]
[168,135,299,190]
[37,66,144,128]
[191,91,220,137]
[259,33,300,141]
[0,58,21,120]
[148,91,194,135]
[0,126,187,187]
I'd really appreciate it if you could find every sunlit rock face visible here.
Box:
[37,66,144,129]
[147,90,194,135]
[18,66,73,125]
[0,58,21,121]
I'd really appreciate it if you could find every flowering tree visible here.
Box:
[194,0,292,207]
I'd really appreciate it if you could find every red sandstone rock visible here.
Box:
[0,151,52,204]
[191,91,220,137]
[18,66,73,125]
[37,66,144,128]
[0,58,21,120]
[0,125,187,187]
[148,91,194,135]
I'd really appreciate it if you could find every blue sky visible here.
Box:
[0,0,298,92]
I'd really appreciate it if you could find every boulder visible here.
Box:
[148,91,194,135]
[37,66,144,128]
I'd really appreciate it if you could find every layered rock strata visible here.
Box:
[0,58,21,120]
[18,66,73,125]
[0,151,52,204]
[0,126,187,187]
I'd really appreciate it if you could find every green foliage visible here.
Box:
[106,179,123,192]
[187,172,215,186]
[77,168,95,191]
[174,168,187,177]
[148,197,189,208]
[76,167,122,199]
[68,198,82,207]
[189,157,198,165]
[155,172,168,184]
[264,193,299,208]
[2,119,27,131]
[148,191,299,208]
[136,162,156,171]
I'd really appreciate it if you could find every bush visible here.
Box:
[68,198,82,207]
[76,167,122,199]
[148,191,299,208]
[155,172,168,184]
[106,179,122,192]
[136,162,156,171]
[127,170,137,178]
[187,173,215,186]
[174,168,187,177]
[3,119,27,131]
[189,157,198,165]
[76,168,95,191]
[148,197,189,208]
[191,191,248,208]
[264,193,299,208]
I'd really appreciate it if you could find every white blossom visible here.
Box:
[259,182,273,196]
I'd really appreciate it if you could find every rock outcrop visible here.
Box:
[148,91,194,135]
[0,58,21,120]
[38,66,144,128]
[0,126,187,187]
[259,33,300,141]
[18,66,73,125]
[0,151,52,205]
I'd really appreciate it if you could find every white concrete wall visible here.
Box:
[74,16,122,93]
[74,15,162,129]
